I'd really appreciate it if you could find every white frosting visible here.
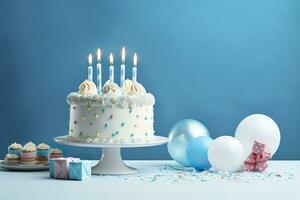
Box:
[67,92,155,107]
[5,154,19,159]
[67,80,154,107]
[128,82,146,95]
[68,103,154,143]
[37,143,50,150]
[124,79,147,95]
[50,148,62,154]
[102,80,121,95]
[8,142,22,149]
[124,79,133,94]
[78,80,97,95]
[23,142,36,152]
[67,79,155,144]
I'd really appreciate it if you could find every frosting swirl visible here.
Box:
[102,80,121,95]
[124,79,133,94]
[78,80,97,95]
[23,142,36,152]
[37,143,50,150]
[8,142,22,150]
[126,81,146,95]
[5,154,19,159]
[50,148,62,154]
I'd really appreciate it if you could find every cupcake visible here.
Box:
[8,142,22,156]
[36,143,50,163]
[5,154,19,164]
[21,142,36,164]
[49,148,63,158]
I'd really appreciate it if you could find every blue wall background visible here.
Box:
[0,0,299,160]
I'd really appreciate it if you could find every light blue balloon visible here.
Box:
[167,119,210,166]
[186,136,213,171]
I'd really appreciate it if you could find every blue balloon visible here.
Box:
[186,136,213,170]
[167,119,210,166]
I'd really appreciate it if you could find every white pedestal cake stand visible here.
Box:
[54,135,168,175]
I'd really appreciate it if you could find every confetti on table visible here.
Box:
[113,164,295,184]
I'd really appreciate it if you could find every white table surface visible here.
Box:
[1,160,299,200]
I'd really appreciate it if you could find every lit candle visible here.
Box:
[88,53,93,82]
[132,53,138,82]
[120,47,126,92]
[96,48,102,94]
[109,53,114,83]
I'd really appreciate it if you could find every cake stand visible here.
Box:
[54,135,168,175]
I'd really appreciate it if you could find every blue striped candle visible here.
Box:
[120,64,125,90]
[96,63,102,94]
[132,67,137,82]
[109,53,114,83]
[96,48,102,94]
[132,53,138,82]
[88,53,93,82]
[120,47,126,92]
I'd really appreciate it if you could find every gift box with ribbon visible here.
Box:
[69,160,92,181]
[49,157,80,179]
[244,141,272,172]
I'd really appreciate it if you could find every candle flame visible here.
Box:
[109,53,114,65]
[88,53,93,65]
[121,47,126,64]
[133,53,138,67]
[97,48,101,62]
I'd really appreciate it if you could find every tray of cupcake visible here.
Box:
[0,142,63,171]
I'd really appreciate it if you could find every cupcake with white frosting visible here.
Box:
[8,142,22,157]
[49,148,63,158]
[36,143,50,163]
[5,154,19,164]
[21,142,36,164]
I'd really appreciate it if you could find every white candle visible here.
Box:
[132,53,138,82]
[120,47,126,92]
[109,53,114,83]
[96,48,102,94]
[88,53,93,82]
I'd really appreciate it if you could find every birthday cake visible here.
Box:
[67,49,155,144]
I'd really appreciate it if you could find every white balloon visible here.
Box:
[235,114,280,159]
[208,136,245,172]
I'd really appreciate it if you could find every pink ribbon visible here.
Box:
[54,157,79,179]
[244,141,272,172]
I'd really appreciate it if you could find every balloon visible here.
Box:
[235,114,280,159]
[168,119,210,166]
[208,136,244,172]
[186,136,213,170]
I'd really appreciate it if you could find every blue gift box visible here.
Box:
[69,160,91,181]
